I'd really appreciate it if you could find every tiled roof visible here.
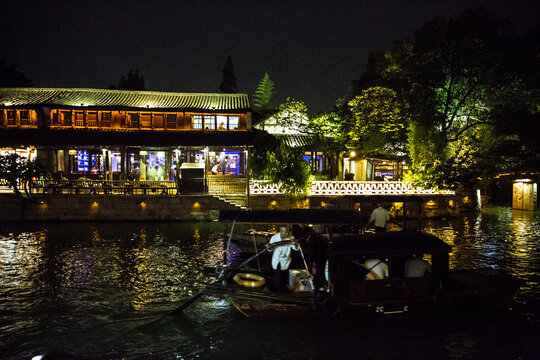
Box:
[276,134,317,148]
[0,88,250,111]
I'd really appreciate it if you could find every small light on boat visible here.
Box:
[40,201,45,205]
[192,202,201,210]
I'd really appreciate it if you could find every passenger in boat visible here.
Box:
[369,203,390,232]
[306,225,328,291]
[364,259,389,280]
[268,225,299,293]
[404,256,432,277]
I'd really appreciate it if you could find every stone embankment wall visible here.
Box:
[0,194,241,221]
[249,194,478,218]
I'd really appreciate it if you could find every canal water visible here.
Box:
[0,206,539,359]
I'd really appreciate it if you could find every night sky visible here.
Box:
[2,0,538,113]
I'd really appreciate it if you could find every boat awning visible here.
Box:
[219,209,365,224]
[331,232,451,255]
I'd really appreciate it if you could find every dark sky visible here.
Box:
[1,0,538,112]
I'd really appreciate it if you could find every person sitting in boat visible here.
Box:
[268,225,299,293]
[404,256,432,278]
[364,259,389,280]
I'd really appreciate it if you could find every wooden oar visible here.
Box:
[170,240,295,314]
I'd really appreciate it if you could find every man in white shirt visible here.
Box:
[369,202,390,233]
[268,225,299,292]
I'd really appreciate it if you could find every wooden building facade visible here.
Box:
[0,88,253,183]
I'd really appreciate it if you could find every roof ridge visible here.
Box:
[0,87,249,97]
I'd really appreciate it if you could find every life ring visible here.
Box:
[233,273,266,288]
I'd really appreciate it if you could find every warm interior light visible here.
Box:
[350,151,356,157]
[139,150,148,156]
[68,149,77,155]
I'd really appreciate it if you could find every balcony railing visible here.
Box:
[3,178,454,196]
[250,180,455,196]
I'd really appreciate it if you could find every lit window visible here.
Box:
[62,111,72,126]
[19,110,29,125]
[101,112,112,127]
[204,115,215,130]
[127,113,138,128]
[140,113,151,128]
[229,116,239,130]
[217,115,227,130]
[74,111,84,127]
[154,113,164,128]
[6,110,15,125]
[192,115,203,129]
[87,111,98,127]
[166,113,177,129]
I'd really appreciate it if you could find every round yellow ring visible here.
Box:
[233,273,266,288]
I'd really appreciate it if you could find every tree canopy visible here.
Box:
[109,69,145,90]
[220,55,239,93]
[0,59,31,87]
[253,72,276,117]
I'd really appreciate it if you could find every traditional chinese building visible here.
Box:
[0,87,253,190]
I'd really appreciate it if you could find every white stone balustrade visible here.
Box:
[249,180,455,196]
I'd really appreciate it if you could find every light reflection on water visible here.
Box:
[0,206,538,359]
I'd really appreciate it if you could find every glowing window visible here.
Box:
[154,113,164,128]
[74,111,84,127]
[166,114,177,129]
[229,116,239,130]
[192,115,203,130]
[19,110,30,125]
[6,110,15,125]
[87,111,98,127]
[101,111,112,127]
[61,111,72,126]
[127,113,138,128]
[215,115,226,130]
[140,113,151,128]
[204,115,215,130]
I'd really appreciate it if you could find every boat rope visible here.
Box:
[251,225,261,273]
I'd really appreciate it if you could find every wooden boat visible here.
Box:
[205,210,522,317]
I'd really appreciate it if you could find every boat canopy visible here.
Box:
[331,232,451,255]
[219,209,365,225]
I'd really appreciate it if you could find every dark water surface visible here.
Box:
[0,206,539,359]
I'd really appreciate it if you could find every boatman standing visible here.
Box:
[369,202,390,233]
[268,225,299,293]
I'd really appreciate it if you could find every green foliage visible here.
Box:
[348,87,409,156]
[353,7,537,189]
[219,55,239,93]
[253,73,276,115]
[250,130,310,195]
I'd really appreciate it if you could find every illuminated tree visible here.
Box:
[253,72,276,116]
[347,86,409,157]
